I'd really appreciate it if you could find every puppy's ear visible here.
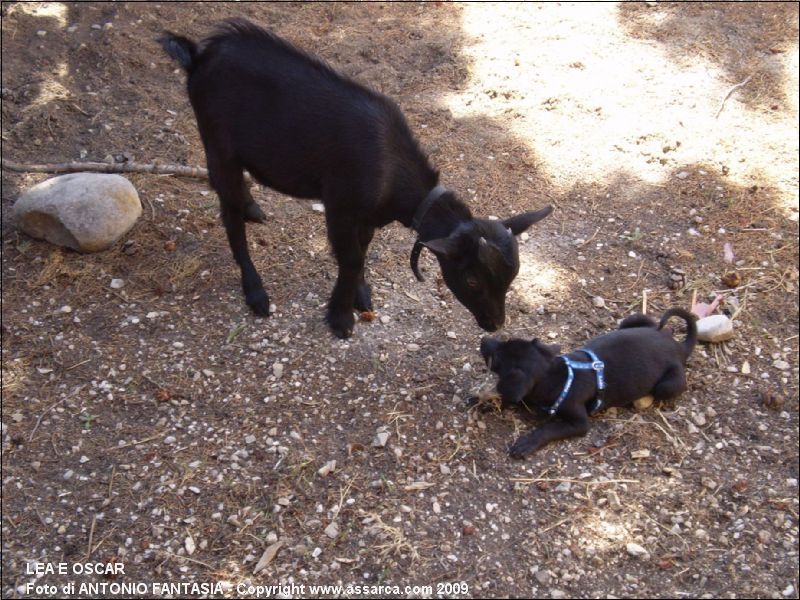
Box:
[480,337,500,363]
[533,339,560,357]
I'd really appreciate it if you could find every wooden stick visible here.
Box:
[642,289,648,315]
[1,157,210,179]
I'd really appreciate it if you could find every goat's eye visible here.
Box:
[466,276,480,289]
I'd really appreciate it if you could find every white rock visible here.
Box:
[185,536,196,555]
[773,360,790,370]
[373,431,390,447]
[380,315,391,324]
[696,315,734,343]
[311,202,325,213]
[592,296,606,308]
[626,542,649,559]
[110,278,124,289]
[407,343,420,352]
[676,171,690,179]
[273,362,284,379]
[13,173,141,252]
[324,522,339,539]
[318,460,336,477]
[245,434,256,444]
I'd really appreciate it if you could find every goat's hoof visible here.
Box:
[326,309,354,339]
[246,289,271,317]
[354,283,373,312]
[244,202,267,224]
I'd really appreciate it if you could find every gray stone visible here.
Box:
[13,173,141,252]
[696,315,734,343]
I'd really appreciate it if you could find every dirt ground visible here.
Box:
[2,2,798,598]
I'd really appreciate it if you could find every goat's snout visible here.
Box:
[476,309,505,332]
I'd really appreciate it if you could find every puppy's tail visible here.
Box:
[159,32,198,73]
[658,308,697,360]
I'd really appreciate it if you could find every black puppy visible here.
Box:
[479,308,697,458]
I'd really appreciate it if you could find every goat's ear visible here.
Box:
[421,236,459,258]
[503,206,553,235]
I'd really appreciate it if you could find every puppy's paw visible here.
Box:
[509,432,539,459]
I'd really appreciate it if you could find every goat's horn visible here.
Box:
[410,239,425,282]
[479,236,488,246]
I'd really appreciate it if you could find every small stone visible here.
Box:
[59,305,73,314]
[535,570,551,585]
[676,171,690,179]
[311,202,325,213]
[631,449,650,459]
[633,395,653,410]
[273,362,284,379]
[554,481,572,493]
[696,315,734,343]
[373,431,390,447]
[462,524,476,536]
[185,536,196,555]
[757,529,771,544]
[324,522,339,539]
[626,542,650,559]
[318,460,336,477]
[63,469,74,480]
[692,412,707,427]
[380,315,391,324]
[245,435,256,444]
[773,360,790,370]
[79,455,89,464]
[11,412,23,423]
[432,501,441,514]
[695,529,709,541]
[407,343,420,352]
[311,547,322,559]
[741,361,751,375]
[550,590,567,599]
[447,331,457,339]
[110,278,125,289]
[164,436,176,445]
[36,30,47,37]
[521,232,530,242]
[592,296,606,308]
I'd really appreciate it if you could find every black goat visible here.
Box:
[160,19,552,338]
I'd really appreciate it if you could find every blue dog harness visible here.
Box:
[545,348,606,416]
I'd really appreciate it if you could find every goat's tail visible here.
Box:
[159,32,198,72]
[658,308,698,360]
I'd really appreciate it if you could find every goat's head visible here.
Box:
[415,206,552,331]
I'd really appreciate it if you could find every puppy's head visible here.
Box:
[480,337,560,405]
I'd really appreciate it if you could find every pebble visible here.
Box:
[676,171,690,179]
[324,522,339,539]
[373,431,390,447]
[407,343,420,352]
[318,460,336,477]
[554,481,572,493]
[245,435,256,444]
[11,413,23,422]
[110,278,124,289]
[626,542,649,559]
[273,362,284,379]
[380,315,391,324]
[63,469,74,480]
[692,412,707,427]
[164,436,176,445]
[36,30,47,37]
[773,360,790,370]
[696,315,734,343]
[592,296,606,308]
[185,536,196,555]
[311,202,325,213]
[535,570,551,585]
[59,305,72,314]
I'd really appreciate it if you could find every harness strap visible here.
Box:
[545,348,606,416]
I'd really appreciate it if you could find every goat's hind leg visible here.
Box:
[354,227,375,312]
[210,161,271,316]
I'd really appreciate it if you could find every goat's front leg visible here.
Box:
[355,227,375,312]
[210,163,270,316]
[325,219,367,339]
